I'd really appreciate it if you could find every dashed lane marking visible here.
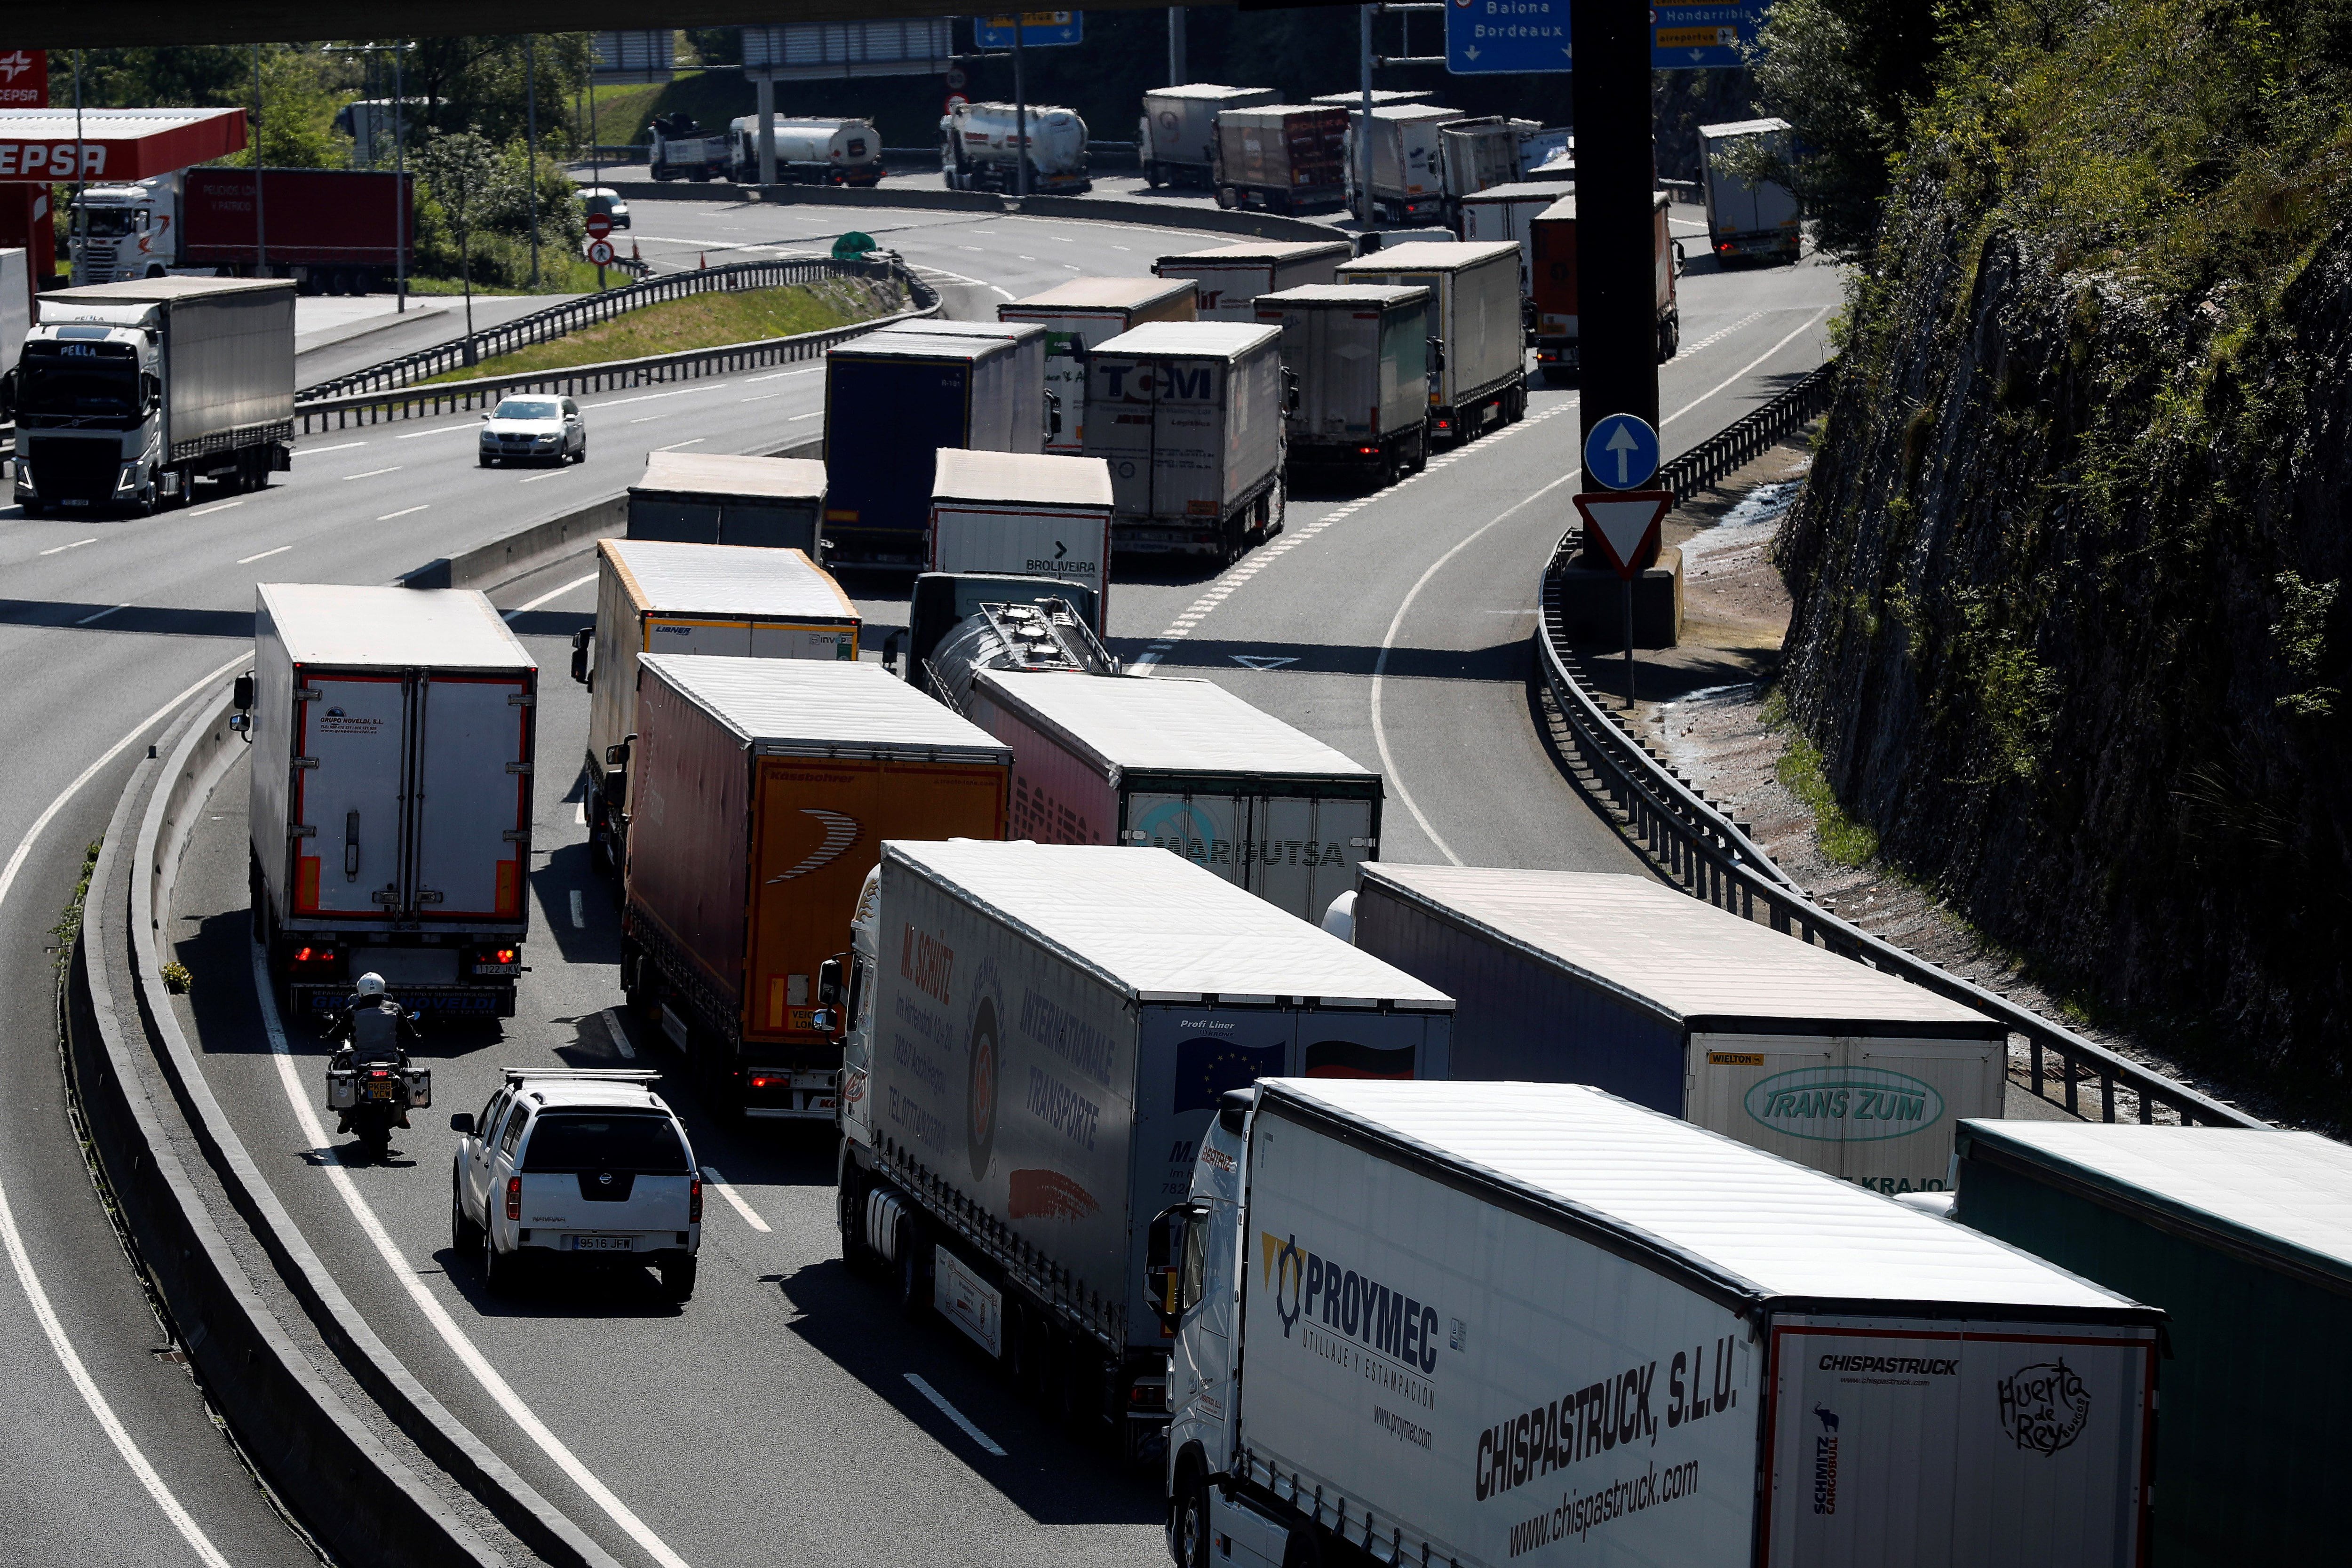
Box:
[698,1168,772,1234]
[904,1374,1008,1457]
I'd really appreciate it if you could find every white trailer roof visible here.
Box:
[1958,1122,2352,1285]
[1091,320,1280,359]
[1699,117,1794,140]
[642,654,1008,761]
[1219,104,1340,125]
[873,318,1046,347]
[1310,88,1434,107]
[1338,240,1520,274]
[976,670,1375,782]
[601,538,858,623]
[46,276,297,307]
[1146,83,1279,101]
[256,584,532,672]
[827,332,1010,364]
[1532,191,1672,224]
[1460,179,1577,204]
[631,451,826,502]
[1256,284,1428,309]
[1002,276,1197,314]
[1269,1079,2152,1315]
[1359,864,1996,1032]
[932,449,1113,509]
[1159,239,1354,267]
[1363,103,1464,123]
[888,840,1451,1007]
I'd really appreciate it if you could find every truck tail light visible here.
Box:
[1128,1379,1168,1411]
[491,948,516,965]
[505,1176,521,1221]
[688,1175,703,1224]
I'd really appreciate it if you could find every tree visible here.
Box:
[419,129,497,354]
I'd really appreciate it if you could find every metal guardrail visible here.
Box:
[1532,368,2263,1131]
[294,262,937,435]
[299,257,894,401]
[1657,358,1841,501]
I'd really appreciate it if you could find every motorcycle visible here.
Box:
[324,1005,430,1159]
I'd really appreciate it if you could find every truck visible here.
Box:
[1342,104,1464,225]
[834,839,1454,1463]
[1456,178,1575,291]
[727,115,883,186]
[929,450,1113,629]
[626,451,827,556]
[573,537,860,874]
[1138,85,1281,189]
[1953,1121,2350,1568]
[242,583,536,1019]
[1152,240,1353,322]
[1308,88,1434,110]
[1083,320,1287,562]
[68,167,415,295]
[1336,240,1526,445]
[647,113,728,182]
[1435,116,1521,224]
[1699,117,1803,264]
[1528,190,1682,382]
[622,656,1009,1121]
[1157,1078,2162,1568]
[868,318,1052,454]
[0,247,27,375]
[822,329,1026,564]
[940,101,1092,195]
[10,276,294,517]
[1253,284,1431,485]
[1210,105,1349,215]
[898,572,1112,688]
[998,276,1198,455]
[957,669,1378,920]
[1343,864,2008,1194]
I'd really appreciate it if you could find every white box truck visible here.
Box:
[1699,118,1804,264]
[928,450,1113,629]
[998,277,1198,455]
[1253,284,1431,484]
[1158,1078,2161,1568]
[243,584,536,1019]
[1436,117,1521,223]
[626,451,827,555]
[823,330,1027,563]
[1345,865,2008,1195]
[1336,240,1526,444]
[1211,105,1351,215]
[835,840,1453,1463]
[1084,320,1287,561]
[867,318,1051,454]
[1343,104,1464,224]
[572,538,860,874]
[1153,240,1353,321]
[960,669,1378,921]
[1139,85,1282,189]
[0,247,29,376]
[1457,178,1575,291]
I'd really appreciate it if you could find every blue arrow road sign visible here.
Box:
[1446,0,1573,75]
[1652,1,1773,70]
[975,11,1083,48]
[1584,413,1661,490]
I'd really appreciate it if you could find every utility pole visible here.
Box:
[392,47,406,309]
[1168,8,1186,86]
[1568,0,1661,537]
[1013,21,1029,200]
[526,37,540,289]
[253,46,269,278]
[1358,5,1374,226]
[71,51,82,285]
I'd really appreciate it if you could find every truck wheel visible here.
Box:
[1215,186,1239,210]
[660,1255,697,1303]
[1175,1475,1212,1568]
[482,1230,520,1297]
[896,1220,928,1319]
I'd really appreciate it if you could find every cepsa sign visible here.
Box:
[0,142,105,180]
[0,49,47,110]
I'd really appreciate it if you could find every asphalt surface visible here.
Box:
[0,184,1837,1568]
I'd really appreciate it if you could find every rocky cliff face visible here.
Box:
[1775,24,2352,1108]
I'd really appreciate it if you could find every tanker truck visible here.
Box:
[727,115,883,186]
[941,101,1091,195]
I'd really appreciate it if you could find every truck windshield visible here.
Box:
[78,209,139,238]
[521,1113,689,1173]
[15,353,141,423]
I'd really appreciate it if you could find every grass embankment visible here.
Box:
[422,279,898,383]
[407,253,612,299]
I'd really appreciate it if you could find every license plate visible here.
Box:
[572,1235,632,1252]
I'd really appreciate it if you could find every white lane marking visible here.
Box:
[697,1168,771,1234]
[299,440,370,454]
[0,1180,234,1568]
[903,1374,1008,1457]
[573,801,586,825]
[738,393,785,403]
[342,466,403,481]
[915,265,1015,300]
[39,537,97,556]
[787,411,822,422]
[743,367,818,383]
[395,423,484,440]
[504,572,597,618]
[75,603,130,626]
[655,438,707,452]
[583,385,723,411]
[518,472,563,484]
[377,506,429,522]
[237,545,293,564]
[569,890,585,930]
[602,1008,636,1061]
[1663,307,1833,429]
[187,500,243,517]
[628,415,667,424]
[0,650,248,1565]
[252,949,695,1568]
[1111,244,1131,251]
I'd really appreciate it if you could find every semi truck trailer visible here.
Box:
[1336,240,1526,444]
[1152,240,1352,321]
[868,318,1052,454]
[835,839,1453,1463]
[1160,1078,2162,1568]
[998,276,1197,455]
[1435,116,1522,224]
[243,584,536,1019]
[1530,191,1682,381]
[622,656,1010,1120]
[11,276,294,516]
[1083,320,1287,561]
[1210,105,1349,215]
[823,329,1027,563]
[1456,178,1575,291]
[942,101,1091,194]
[1699,118,1804,264]
[1139,85,1281,189]
[727,115,883,186]
[69,167,414,294]
[1255,283,1431,485]
[1343,104,1464,225]
[928,450,1114,628]
[626,451,827,555]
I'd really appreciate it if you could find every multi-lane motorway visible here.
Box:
[0,191,1836,1566]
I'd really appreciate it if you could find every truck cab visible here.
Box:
[69,177,175,287]
[11,310,164,514]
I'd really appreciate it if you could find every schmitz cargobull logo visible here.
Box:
[1997,1360,2090,1456]
[1741,1066,1945,1143]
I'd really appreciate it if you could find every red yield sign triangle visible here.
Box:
[1572,490,1674,581]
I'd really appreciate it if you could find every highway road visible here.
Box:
[0,187,1836,1568]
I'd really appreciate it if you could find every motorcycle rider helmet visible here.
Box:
[355,972,387,998]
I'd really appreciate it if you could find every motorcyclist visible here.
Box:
[327,973,424,1133]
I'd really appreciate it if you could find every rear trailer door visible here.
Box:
[1152,355,1227,522]
[1123,787,1375,922]
[412,675,531,922]
[1690,1032,1997,1194]
[1088,350,1157,517]
[1764,1315,2153,1567]
[292,673,410,918]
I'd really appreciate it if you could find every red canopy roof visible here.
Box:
[0,107,246,183]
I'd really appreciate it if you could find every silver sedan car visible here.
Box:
[478,395,587,468]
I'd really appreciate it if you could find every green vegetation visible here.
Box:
[51,841,101,972]
[1762,691,1882,866]
[421,280,894,382]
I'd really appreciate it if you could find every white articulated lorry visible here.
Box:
[928,449,1114,627]
[834,839,1453,1465]
[1343,104,1464,225]
[1699,118,1804,264]
[1457,178,1576,292]
[1083,320,1287,561]
[998,276,1198,455]
[726,115,883,186]
[11,276,293,516]
[1157,1078,2162,1568]
[242,584,536,1019]
[868,318,1053,454]
[1336,240,1526,445]
[1139,85,1281,188]
[941,101,1091,194]
[1255,283,1432,485]
[1153,240,1353,322]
